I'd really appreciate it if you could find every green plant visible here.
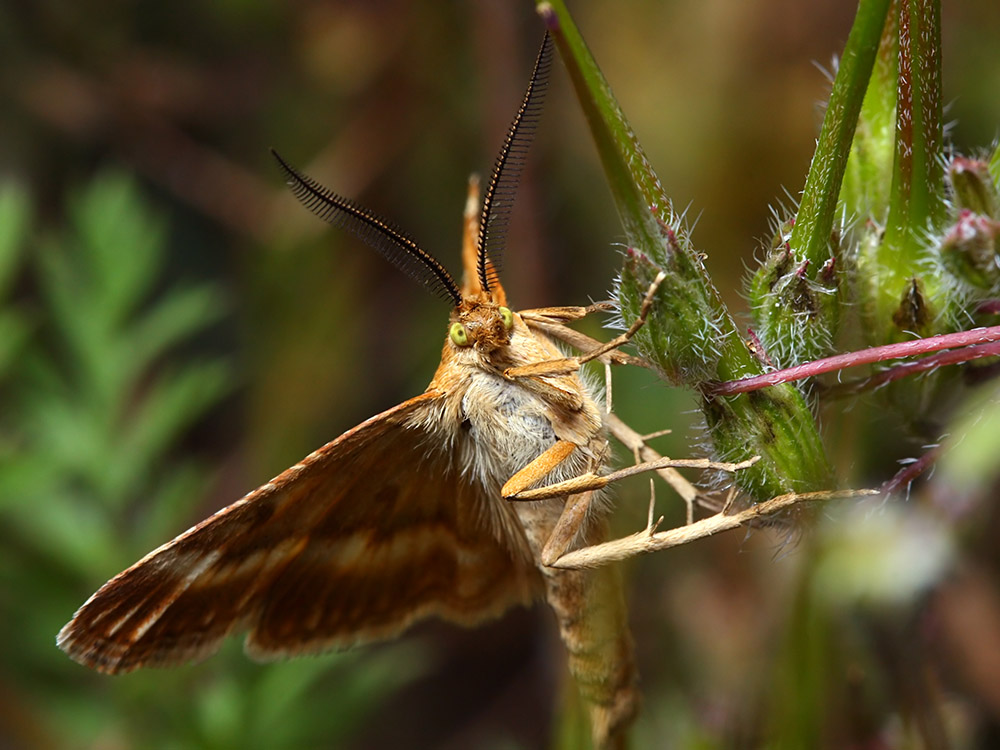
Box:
[0,172,419,749]
[539,0,1000,500]
[537,0,1000,745]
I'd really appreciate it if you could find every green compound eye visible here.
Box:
[449,322,470,346]
[499,306,514,330]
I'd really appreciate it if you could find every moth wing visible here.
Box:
[58,391,541,674]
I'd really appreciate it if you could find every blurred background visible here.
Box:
[2,1,1000,748]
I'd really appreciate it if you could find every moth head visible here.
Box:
[449,299,517,356]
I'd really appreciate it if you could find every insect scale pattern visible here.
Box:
[57,33,638,748]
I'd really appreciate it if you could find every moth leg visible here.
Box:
[508,273,666,382]
[576,270,666,366]
[604,412,698,523]
[521,319,644,368]
[519,300,615,324]
[519,270,666,374]
[498,365,588,415]
[501,439,578,498]
[540,490,595,567]
[506,471,606,501]
[508,451,755,504]
[503,442,604,566]
[505,357,581,380]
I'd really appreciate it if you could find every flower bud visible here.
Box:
[948,157,999,219]
[939,210,1000,292]
[617,247,721,384]
[748,220,841,367]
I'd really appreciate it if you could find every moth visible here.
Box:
[58,33,638,748]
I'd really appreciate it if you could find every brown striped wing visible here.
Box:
[57,391,541,674]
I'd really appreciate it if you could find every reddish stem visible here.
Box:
[827,341,1000,396]
[881,445,941,495]
[705,326,1000,397]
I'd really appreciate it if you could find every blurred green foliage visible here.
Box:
[0,174,419,748]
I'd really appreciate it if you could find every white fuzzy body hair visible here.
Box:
[457,368,601,496]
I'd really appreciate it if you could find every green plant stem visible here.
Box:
[887,0,945,239]
[869,0,945,341]
[791,0,892,267]
[537,1,832,499]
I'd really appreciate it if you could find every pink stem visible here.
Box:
[881,445,942,495]
[829,341,1000,395]
[706,326,1000,397]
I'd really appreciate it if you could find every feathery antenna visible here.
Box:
[271,149,462,307]
[477,32,554,293]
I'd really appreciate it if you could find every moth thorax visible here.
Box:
[457,371,594,494]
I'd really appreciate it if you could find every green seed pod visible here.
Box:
[703,383,834,500]
[749,220,841,368]
[617,248,722,384]
[854,219,947,345]
[747,219,795,312]
[948,157,1000,219]
[619,247,832,501]
[939,210,1000,292]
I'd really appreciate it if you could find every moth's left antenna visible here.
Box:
[272,150,463,306]
[477,32,554,293]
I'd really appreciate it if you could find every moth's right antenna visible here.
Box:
[476,32,553,294]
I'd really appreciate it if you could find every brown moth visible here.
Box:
[58,33,638,748]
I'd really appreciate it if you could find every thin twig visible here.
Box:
[639,428,672,441]
[549,488,880,569]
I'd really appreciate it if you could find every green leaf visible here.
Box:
[0,183,31,297]
[126,283,228,372]
[3,168,235,643]
[20,387,107,482]
[0,309,31,380]
[115,359,232,499]
[35,234,119,414]
[70,172,166,327]
[8,489,121,575]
